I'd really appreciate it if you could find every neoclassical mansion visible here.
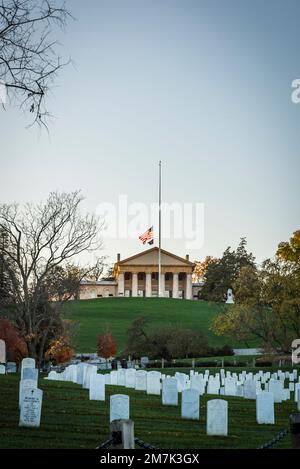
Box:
[79,247,202,300]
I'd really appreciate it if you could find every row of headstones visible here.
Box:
[45,365,300,405]
[110,393,229,436]
[0,362,17,374]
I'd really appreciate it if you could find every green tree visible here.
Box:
[201,238,255,302]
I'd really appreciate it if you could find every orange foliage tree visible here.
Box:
[45,335,74,364]
[97,333,117,359]
[0,318,27,364]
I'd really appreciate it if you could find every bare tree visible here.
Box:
[0,0,71,126]
[0,191,103,363]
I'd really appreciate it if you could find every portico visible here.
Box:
[114,247,195,299]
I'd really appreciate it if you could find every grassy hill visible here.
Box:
[63,298,254,353]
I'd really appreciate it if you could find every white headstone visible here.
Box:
[269,380,283,403]
[162,377,178,406]
[0,339,6,363]
[135,370,147,391]
[22,367,38,381]
[256,392,275,424]
[146,371,161,395]
[191,374,206,395]
[110,370,118,385]
[0,364,5,374]
[125,369,136,388]
[181,389,200,420]
[19,379,38,407]
[224,378,237,396]
[89,374,105,401]
[244,380,257,399]
[110,394,129,422]
[21,358,35,373]
[83,364,97,389]
[117,369,126,386]
[207,399,228,436]
[19,388,43,428]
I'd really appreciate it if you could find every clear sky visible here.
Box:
[1,0,300,268]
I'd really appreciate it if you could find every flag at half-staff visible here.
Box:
[139,226,154,245]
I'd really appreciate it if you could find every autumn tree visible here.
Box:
[0,0,71,126]
[0,191,103,364]
[97,333,117,360]
[193,256,217,283]
[45,335,74,364]
[0,318,27,363]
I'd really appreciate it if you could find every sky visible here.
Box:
[1,0,300,269]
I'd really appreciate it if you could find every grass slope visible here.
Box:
[63,298,253,353]
[0,373,296,449]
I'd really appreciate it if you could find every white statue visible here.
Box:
[226,288,234,304]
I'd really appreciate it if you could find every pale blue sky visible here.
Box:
[1,0,299,267]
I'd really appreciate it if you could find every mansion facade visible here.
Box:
[79,247,203,300]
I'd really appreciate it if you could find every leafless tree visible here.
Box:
[0,0,71,127]
[0,191,104,363]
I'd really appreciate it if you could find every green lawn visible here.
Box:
[63,298,256,353]
[0,373,297,449]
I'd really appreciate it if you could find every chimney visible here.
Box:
[186,254,189,261]
[117,253,121,262]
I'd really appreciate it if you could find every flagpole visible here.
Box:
[158,160,162,297]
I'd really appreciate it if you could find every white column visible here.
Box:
[146,273,152,297]
[132,273,138,297]
[185,273,193,300]
[160,273,165,297]
[117,273,125,296]
[172,273,179,299]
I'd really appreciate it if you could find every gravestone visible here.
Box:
[0,339,6,363]
[76,363,85,385]
[22,367,38,382]
[89,374,105,401]
[206,399,228,436]
[110,394,129,422]
[181,389,200,420]
[117,369,126,386]
[207,399,228,436]
[6,362,17,373]
[19,379,38,407]
[297,389,300,412]
[162,377,178,406]
[0,364,5,374]
[110,370,118,385]
[191,374,206,395]
[83,364,97,389]
[105,373,111,385]
[244,380,257,399]
[175,372,189,392]
[19,388,43,428]
[66,365,77,383]
[224,378,237,397]
[269,380,283,403]
[125,369,136,388]
[207,378,220,395]
[256,392,275,424]
[135,370,147,391]
[146,371,161,395]
[21,357,35,372]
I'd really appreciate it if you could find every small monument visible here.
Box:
[226,288,234,304]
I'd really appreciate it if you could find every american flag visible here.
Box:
[139,226,154,245]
